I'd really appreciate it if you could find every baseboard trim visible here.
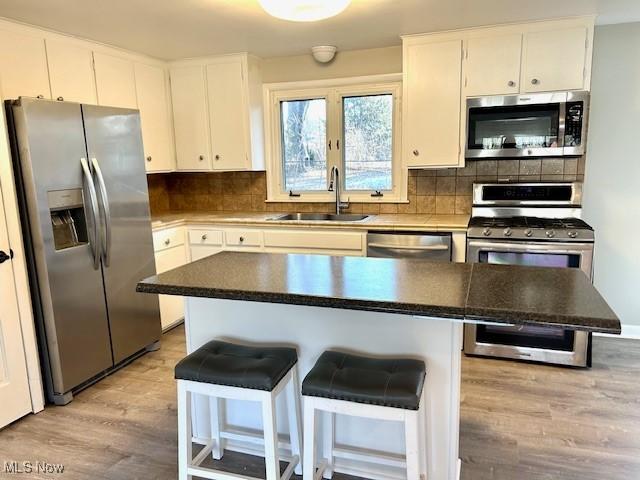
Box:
[594,324,640,340]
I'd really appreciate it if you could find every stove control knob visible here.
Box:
[503,228,513,237]
[482,227,492,237]
[524,229,533,237]
[546,230,556,238]
[567,231,578,239]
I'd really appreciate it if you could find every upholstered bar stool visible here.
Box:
[302,351,427,480]
[175,340,303,480]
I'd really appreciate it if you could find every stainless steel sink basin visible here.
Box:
[268,213,370,222]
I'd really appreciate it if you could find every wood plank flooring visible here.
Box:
[1,325,639,479]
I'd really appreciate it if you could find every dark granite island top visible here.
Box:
[137,251,621,334]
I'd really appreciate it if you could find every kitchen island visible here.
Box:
[137,252,619,480]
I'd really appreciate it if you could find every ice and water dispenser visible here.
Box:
[47,189,89,250]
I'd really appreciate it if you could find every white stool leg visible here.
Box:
[286,368,304,475]
[418,389,428,477]
[404,409,421,480]
[322,412,335,479]
[209,397,223,460]
[177,381,193,480]
[303,397,318,480]
[262,394,280,480]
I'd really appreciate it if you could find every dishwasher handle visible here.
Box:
[367,243,449,251]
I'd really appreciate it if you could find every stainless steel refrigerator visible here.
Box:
[6,97,161,405]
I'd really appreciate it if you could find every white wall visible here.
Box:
[584,23,640,329]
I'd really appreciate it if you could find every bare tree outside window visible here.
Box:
[281,98,327,191]
[343,94,393,190]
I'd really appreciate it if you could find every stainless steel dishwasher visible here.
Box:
[366,232,452,261]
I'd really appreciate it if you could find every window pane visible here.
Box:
[281,98,327,191]
[343,94,393,191]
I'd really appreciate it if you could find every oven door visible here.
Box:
[464,239,593,366]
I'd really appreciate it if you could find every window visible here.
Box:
[265,78,405,202]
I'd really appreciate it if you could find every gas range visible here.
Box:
[467,215,594,242]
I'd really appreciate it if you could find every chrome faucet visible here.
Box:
[328,166,349,214]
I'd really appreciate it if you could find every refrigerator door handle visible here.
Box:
[80,157,101,270]
[91,157,112,268]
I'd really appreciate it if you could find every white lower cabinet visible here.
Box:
[263,229,364,256]
[153,227,187,330]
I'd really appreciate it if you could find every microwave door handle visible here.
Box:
[558,100,567,148]
[80,158,101,270]
[90,157,111,268]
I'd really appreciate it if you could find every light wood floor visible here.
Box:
[1,325,639,480]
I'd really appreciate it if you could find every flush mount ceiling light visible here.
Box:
[258,0,352,22]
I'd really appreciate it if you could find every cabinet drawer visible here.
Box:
[225,229,263,247]
[263,230,363,251]
[188,229,224,246]
[153,227,184,252]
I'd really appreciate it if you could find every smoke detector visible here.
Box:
[312,46,337,63]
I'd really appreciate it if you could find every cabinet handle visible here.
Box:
[164,239,170,246]
[531,78,540,85]
[413,150,420,156]
[215,155,220,161]
[199,155,205,161]
[146,156,152,162]
[239,236,245,242]
[57,96,64,101]
[36,95,44,99]
[508,80,516,87]
[201,234,208,241]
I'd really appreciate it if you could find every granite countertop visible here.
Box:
[151,212,470,232]
[137,252,621,334]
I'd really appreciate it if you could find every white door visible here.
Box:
[464,34,522,96]
[522,27,587,93]
[207,61,248,171]
[155,246,187,330]
[0,29,50,100]
[93,52,138,108]
[170,65,212,171]
[404,39,463,168]
[134,62,175,173]
[46,40,97,104]
[0,183,31,428]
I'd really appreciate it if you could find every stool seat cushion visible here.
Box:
[174,340,297,391]
[302,351,426,410]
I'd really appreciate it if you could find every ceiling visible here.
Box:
[0,0,638,60]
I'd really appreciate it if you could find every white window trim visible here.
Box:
[263,74,407,203]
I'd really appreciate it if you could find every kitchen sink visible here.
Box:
[268,213,370,222]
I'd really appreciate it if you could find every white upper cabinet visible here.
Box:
[464,34,522,96]
[0,29,50,100]
[404,38,463,168]
[46,40,97,104]
[206,60,248,170]
[93,52,138,109]
[170,65,212,171]
[522,27,588,93]
[134,62,175,173]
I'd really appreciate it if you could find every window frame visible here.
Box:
[264,75,406,203]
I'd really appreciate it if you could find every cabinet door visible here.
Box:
[465,34,522,96]
[93,52,138,108]
[190,245,223,261]
[170,65,212,171]
[206,61,248,170]
[404,39,463,168]
[522,27,587,93]
[134,63,175,172]
[46,40,97,104]
[155,246,187,330]
[0,29,50,100]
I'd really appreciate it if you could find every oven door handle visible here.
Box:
[467,240,594,254]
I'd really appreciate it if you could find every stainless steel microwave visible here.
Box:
[465,91,589,159]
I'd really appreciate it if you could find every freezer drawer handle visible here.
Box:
[367,243,449,251]
[80,158,101,270]
[91,158,112,268]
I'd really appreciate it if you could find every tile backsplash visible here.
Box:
[147,158,585,216]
